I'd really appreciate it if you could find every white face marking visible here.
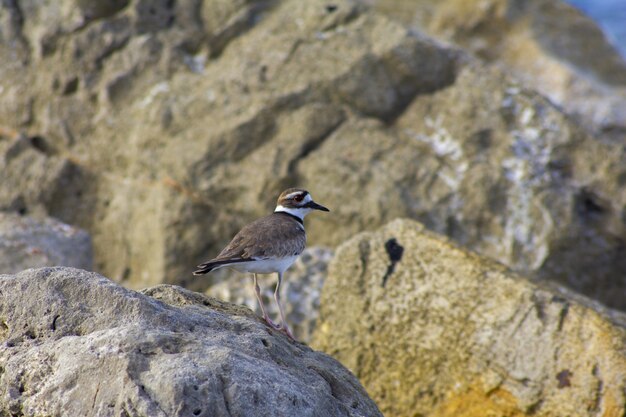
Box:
[284,191,312,204]
[285,191,313,204]
[274,205,311,220]
[284,191,302,200]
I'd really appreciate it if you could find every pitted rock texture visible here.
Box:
[1,0,625,311]
[313,219,626,417]
[0,267,381,417]
[0,212,92,273]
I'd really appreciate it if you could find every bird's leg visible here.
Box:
[253,273,279,329]
[274,272,295,340]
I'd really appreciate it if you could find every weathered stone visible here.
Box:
[0,134,87,219]
[374,0,626,140]
[209,247,334,342]
[313,219,626,417]
[1,0,457,289]
[1,0,625,312]
[0,212,92,273]
[299,61,626,309]
[0,267,382,417]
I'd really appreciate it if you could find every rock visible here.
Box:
[299,60,626,310]
[0,0,457,289]
[312,219,626,417]
[209,247,334,342]
[0,212,92,273]
[0,133,88,220]
[374,0,626,140]
[0,267,381,417]
[1,0,625,312]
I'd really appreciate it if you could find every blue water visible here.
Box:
[565,0,626,58]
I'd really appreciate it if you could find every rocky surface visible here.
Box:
[0,267,381,417]
[374,0,626,141]
[301,60,626,309]
[0,212,92,273]
[209,247,333,342]
[313,219,626,417]
[1,0,625,310]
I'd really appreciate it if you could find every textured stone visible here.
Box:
[0,212,92,273]
[209,247,333,342]
[1,0,625,312]
[0,0,456,289]
[0,133,87,220]
[299,61,626,309]
[374,0,626,140]
[0,267,381,417]
[313,219,626,417]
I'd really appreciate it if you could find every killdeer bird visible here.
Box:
[193,188,329,339]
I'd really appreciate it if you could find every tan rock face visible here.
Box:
[300,61,626,309]
[312,218,626,417]
[0,0,457,289]
[1,0,625,311]
[374,0,626,141]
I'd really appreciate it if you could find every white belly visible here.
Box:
[228,256,299,275]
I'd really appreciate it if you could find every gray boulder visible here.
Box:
[0,267,381,417]
[0,212,92,273]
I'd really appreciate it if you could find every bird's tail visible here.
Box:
[193,259,245,275]
[193,261,220,275]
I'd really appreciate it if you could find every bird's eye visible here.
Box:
[294,194,304,202]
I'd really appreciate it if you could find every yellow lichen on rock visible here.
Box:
[313,218,626,417]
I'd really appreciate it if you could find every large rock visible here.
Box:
[0,267,381,417]
[1,0,625,312]
[374,0,626,140]
[0,0,456,289]
[0,212,92,273]
[300,59,626,309]
[313,219,626,417]
[209,247,334,342]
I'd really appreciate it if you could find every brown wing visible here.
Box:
[214,214,306,261]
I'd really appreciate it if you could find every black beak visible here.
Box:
[306,200,330,212]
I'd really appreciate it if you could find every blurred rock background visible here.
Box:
[1,0,624,307]
[1,0,626,415]
[0,211,92,272]
[566,0,626,58]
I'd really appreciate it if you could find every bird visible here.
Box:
[193,188,329,339]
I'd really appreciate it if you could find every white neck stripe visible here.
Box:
[274,205,310,220]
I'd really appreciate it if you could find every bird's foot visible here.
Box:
[280,325,296,341]
[263,315,281,330]
[262,315,296,340]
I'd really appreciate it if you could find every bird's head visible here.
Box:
[274,188,329,220]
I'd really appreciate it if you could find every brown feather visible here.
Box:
[212,212,306,261]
